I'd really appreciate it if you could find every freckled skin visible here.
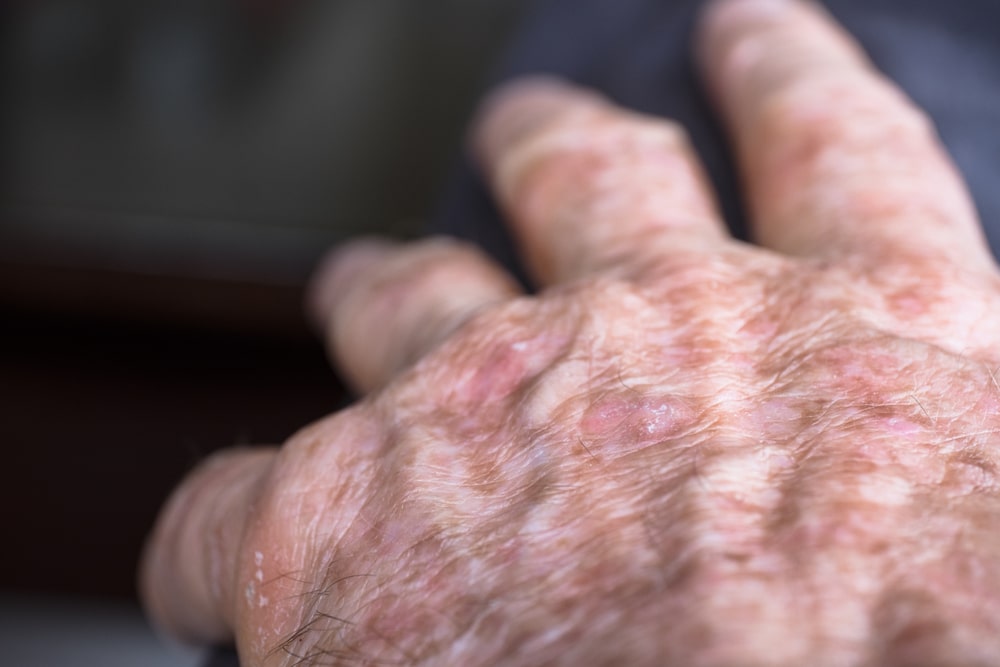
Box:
[237,269,1000,666]
[140,2,1000,665]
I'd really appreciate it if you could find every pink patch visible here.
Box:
[747,398,802,441]
[580,393,692,458]
[882,416,922,437]
[459,341,530,405]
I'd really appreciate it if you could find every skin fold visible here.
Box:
[141,0,1000,664]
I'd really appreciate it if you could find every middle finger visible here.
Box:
[474,78,731,286]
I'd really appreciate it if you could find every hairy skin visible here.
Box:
[240,263,1000,666]
[141,1,1000,665]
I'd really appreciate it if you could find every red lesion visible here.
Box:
[457,340,535,406]
[578,391,695,461]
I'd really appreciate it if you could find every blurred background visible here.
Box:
[5,0,1000,664]
[0,0,526,663]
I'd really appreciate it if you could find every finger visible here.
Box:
[699,0,992,268]
[308,237,521,394]
[473,77,729,286]
[140,447,276,644]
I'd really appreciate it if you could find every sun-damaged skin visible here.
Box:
[142,1,1000,665]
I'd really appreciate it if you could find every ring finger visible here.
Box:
[309,237,522,394]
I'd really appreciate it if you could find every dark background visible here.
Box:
[0,0,527,606]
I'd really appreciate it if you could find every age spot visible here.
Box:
[882,416,923,437]
[886,285,930,318]
[747,398,803,443]
[579,392,693,459]
[440,329,572,411]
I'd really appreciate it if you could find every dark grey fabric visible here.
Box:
[432,0,1000,284]
[204,650,239,667]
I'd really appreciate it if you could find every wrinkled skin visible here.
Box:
[142,1,1000,665]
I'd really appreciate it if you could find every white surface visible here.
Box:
[0,595,204,667]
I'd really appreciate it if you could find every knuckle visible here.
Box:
[497,110,691,213]
[388,295,559,412]
[754,70,935,165]
[643,250,748,291]
[357,238,494,301]
[845,254,1000,353]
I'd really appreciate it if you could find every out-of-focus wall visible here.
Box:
[2,0,528,329]
[0,0,528,607]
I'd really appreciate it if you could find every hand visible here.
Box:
[141,1,1000,664]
